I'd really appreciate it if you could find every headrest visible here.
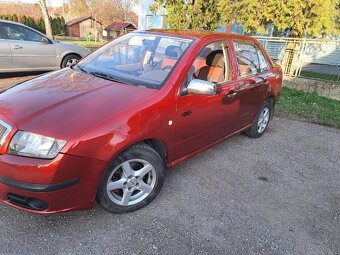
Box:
[197,47,212,59]
[206,50,224,68]
[165,45,182,59]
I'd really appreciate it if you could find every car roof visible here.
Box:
[136,29,257,42]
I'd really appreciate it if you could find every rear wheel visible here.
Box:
[245,101,271,138]
[61,54,81,68]
[97,144,165,213]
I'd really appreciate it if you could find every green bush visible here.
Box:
[0,13,66,36]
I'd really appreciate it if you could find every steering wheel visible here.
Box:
[161,65,173,72]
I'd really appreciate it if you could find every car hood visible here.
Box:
[0,68,157,140]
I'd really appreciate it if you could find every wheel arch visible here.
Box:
[112,138,168,166]
[143,139,167,164]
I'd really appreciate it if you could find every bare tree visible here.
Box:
[38,0,53,37]
[66,0,137,26]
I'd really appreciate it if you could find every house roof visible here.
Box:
[105,22,136,31]
[66,16,102,26]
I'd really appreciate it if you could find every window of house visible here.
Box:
[233,41,261,76]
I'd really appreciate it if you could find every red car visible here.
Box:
[0,30,282,214]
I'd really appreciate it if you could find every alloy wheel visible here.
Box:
[66,58,79,67]
[106,159,156,206]
[257,107,270,133]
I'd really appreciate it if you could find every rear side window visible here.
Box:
[233,41,260,77]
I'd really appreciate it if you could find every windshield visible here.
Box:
[77,33,193,89]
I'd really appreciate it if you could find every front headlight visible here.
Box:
[8,131,67,159]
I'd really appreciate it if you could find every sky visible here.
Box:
[1,0,65,7]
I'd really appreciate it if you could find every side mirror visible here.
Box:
[187,79,216,96]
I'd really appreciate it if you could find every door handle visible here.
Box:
[14,45,23,49]
[227,91,237,99]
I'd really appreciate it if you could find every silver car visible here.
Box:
[0,20,90,73]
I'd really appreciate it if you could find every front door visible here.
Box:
[173,40,241,159]
[1,22,56,70]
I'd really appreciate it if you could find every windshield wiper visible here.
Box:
[89,71,126,84]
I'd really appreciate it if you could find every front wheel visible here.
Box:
[244,101,272,138]
[97,144,165,213]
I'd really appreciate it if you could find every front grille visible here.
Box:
[0,120,12,147]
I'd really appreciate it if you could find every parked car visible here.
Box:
[0,30,282,214]
[0,20,89,73]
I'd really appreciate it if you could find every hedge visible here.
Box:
[0,14,66,36]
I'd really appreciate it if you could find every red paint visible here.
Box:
[0,30,282,213]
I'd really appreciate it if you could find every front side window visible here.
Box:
[185,41,229,85]
[2,23,45,42]
[233,41,260,77]
[77,33,193,89]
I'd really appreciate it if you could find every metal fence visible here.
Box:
[254,36,340,83]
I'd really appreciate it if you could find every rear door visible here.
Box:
[228,40,269,128]
[0,23,11,71]
[2,22,57,70]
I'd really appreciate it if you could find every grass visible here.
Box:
[275,87,340,128]
[59,40,105,51]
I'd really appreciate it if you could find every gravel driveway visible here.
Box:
[0,74,339,255]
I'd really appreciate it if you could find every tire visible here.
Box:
[244,101,272,138]
[97,144,165,213]
[61,54,81,68]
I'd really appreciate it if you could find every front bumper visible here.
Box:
[0,153,108,214]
